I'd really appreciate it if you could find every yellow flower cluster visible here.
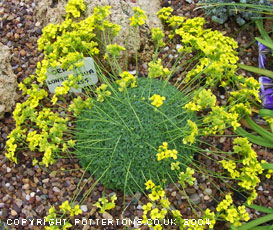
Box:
[184,89,216,112]
[151,28,165,47]
[68,96,93,116]
[229,102,252,116]
[65,0,86,18]
[129,7,147,27]
[156,142,178,161]
[25,108,69,167]
[149,94,166,108]
[183,120,198,145]
[94,194,117,213]
[44,200,82,230]
[202,209,216,229]
[266,169,273,179]
[219,138,263,207]
[59,200,82,216]
[143,180,216,230]
[263,116,273,132]
[156,7,173,21]
[157,9,239,86]
[96,84,112,102]
[232,137,263,191]
[171,161,180,171]
[202,106,240,135]
[116,71,137,92]
[51,74,83,105]
[148,58,170,79]
[229,76,261,116]
[105,43,125,59]
[167,15,186,28]
[6,80,70,166]
[37,4,117,82]
[216,194,250,227]
[142,180,170,230]
[178,167,196,188]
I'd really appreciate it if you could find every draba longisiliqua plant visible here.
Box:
[5,0,273,229]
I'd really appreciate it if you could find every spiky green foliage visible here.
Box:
[199,0,273,25]
[75,77,196,193]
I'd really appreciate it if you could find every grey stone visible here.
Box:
[0,43,18,119]
[189,193,201,205]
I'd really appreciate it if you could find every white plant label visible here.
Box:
[46,57,98,93]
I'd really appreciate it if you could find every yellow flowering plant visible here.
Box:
[4,1,272,229]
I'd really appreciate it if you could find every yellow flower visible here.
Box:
[149,94,166,108]
[171,161,180,170]
[70,204,82,216]
[32,158,38,166]
[59,200,72,213]
[148,190,160,201]
[183,120,198,145]
[142,202,152,214]
[130,7,147,27]
[145,180,155,190]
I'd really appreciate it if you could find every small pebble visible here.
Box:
[80,205,88,212]
[53,187,60,193]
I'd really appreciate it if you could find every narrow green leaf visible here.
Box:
[255,20,272,43]
[238,64,273,79]
[256,37,273,50]
[236,213,273,230]
[235,127,273,148]
[259,109,273,118]
[261,163,273,170]
[246,204,273,214]
[245,116,273,142]
[251,226,273,230]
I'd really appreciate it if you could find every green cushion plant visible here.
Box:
[75,77,196,193]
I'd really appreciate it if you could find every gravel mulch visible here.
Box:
[0,0,272,229]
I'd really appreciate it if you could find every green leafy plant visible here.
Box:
[198,0,273,25]
[75,77,195,193]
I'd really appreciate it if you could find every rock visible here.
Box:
[11,209,17,216]
[52,187,60,193]
[189,193,201,205]
[15,199,23,208]
[20,49,26,56]
[35,0,162,69]
[80,205,88,212]
[102,212,113,220]
[204,188,212,196]
[36,205,44,214]
[0,43,18,119]
[185,188,196,195]
[22,184,30,190]
[171,191,177,197]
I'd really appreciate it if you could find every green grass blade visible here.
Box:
[238,64,273,79]
[256,20,273,43]
[259,109,273,118]
[246,204,273,214]
[245,115,273,142]
[261,163,273,170]
[235,127,273,148]
[256,37,273,50]
[236,214,273,230]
